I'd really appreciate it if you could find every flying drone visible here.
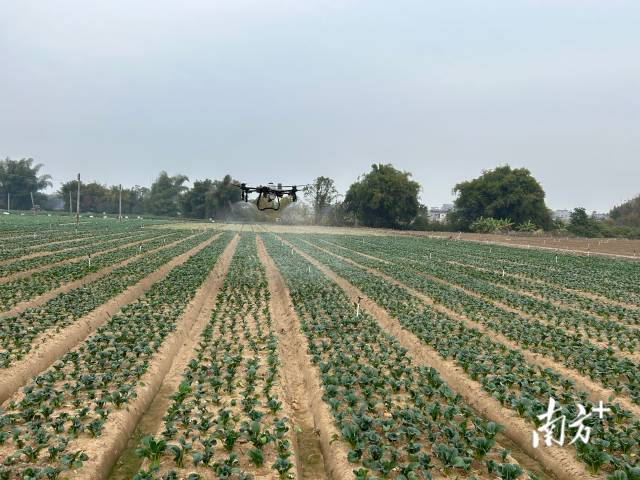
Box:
[235,182,306,211]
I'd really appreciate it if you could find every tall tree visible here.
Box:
[180,175,241,219]
[181,179,214,219]
[60,181,109,213]
[609,194,640,228]
[146,171,189,216]
[567,207,602,237]
[207,175,242,219]
[0,158,52,210]
[451,165,552,230]
[304,176,338,224]
[345,164,420,228]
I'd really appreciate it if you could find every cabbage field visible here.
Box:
[0,216,639,480]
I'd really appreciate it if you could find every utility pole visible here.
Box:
[6,193,9,212]
[119,184,122,221]
[30,192,35,215]
[69,191,72,215]
[75,173,81,230]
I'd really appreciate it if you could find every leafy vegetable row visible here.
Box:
[135,233,295,480]
[0,230,158,276]
[285,234,640,476]
[263,234,526,480]
[313,236,640,353]
[0,231,190,311]
[292,236,640,406]
[0,232,233,479]
[0,231,212,369]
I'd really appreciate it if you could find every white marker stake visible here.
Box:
[502,268,505,277]
[555,255,558,264]
[88,254,91,267]
[139,245,142,253]
[308,265,311,274]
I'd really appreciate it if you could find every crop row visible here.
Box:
[135,233,295,480]
[262,234,528,480]
[0,231,214,369]
[410,237,640,305]
[0,231,190,311]
[359,235,640,325]
[0,228,158,262]
[315,236,640,352]
[0,231,233,479]
[293,235,640,406]
[0,219,153,245]
[0,230,159,276]
[284,234,640,476]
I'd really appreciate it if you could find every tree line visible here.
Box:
[2,157,639,237]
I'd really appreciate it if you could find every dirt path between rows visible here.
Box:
[0,233,219,404]
[257,236,350,480]
[70,234,239,480]
[108,234,240,480]
[0,231,166,284]
[314,240,640,363]
[299,238,640,420]
[0,233,199,319]
[277,236,594,480]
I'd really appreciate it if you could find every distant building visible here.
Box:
[551,209,608,223]
[428,204,453,223]
[551,209,571,223]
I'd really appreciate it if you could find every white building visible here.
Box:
[428,204,453,223]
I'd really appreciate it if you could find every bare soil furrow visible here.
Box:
[108,234,240,480]
[257,236,334,480]
[258,236,353,480]
[69,234,239,480]
[278,236,587,480]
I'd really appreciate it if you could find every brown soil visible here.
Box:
[68,234,240,480]
[108,234,240,480]
[257,236,350,480]
[0,233,200,320]
[300,238,640,419]
[0,233,220,404]
[0,231,168,284]
[278,236,595,480]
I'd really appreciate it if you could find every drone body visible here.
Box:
[236,182,303,211]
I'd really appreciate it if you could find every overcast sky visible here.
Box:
[1,0,638,212]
